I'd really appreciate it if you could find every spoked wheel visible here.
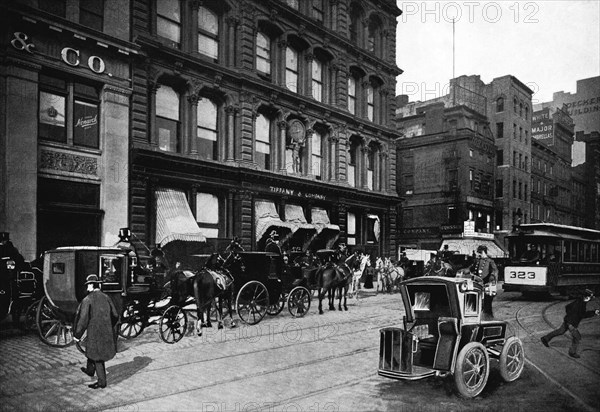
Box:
[24,299,41,332]
[267,294,285,316]
[236,281,269,325]
[454,342,490,398]
[76,330,88,355]
[118,301,145,339]
[499,336,525,382]
[159,305,187,344]
[36,296,74,347]
[287,286,311,318]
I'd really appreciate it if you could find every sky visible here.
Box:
[395,0,600,105]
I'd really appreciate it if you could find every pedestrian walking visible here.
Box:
[74,274,119,389]
[541,288,599,358]
[472,245,498,319]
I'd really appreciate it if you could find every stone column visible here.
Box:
[304,53,314,99]
[374,148,381,191]
[190,1,200,53]
[188,94,199,155]
[225,105,236,161]
[148,82,160,148]
[361,145,369,189]
[278,120,287,172]
[225,16,239,67]
[304,128,313,176]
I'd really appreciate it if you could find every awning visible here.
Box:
[440,238,507,258]
[155,189,207,247]
[255,200,294,245]
[285,204,317,249]
[310,207,340,249]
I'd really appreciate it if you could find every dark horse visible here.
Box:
[317,251,358,314]
[168,239,243,336]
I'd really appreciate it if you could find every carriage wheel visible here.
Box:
[118,301,145,339]
[454,342,490,398]
[236,281,269,325]
[24,299,41,332]
[266,293,285,316]
[499,337,525,382]
[36,296,74,347]
[287,286,311,318]
[159,305,187,344]
[76,330,88,355]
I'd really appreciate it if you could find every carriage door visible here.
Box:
[433,317,460,371]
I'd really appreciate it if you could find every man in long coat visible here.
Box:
[74,274,119,389]
[471,245,498,319]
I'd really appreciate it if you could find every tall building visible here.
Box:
[530,106,575,225]
[0,1,135,258]
[535,76,600,166]
[395,102,500,255]
[129,0,403,257]
[573,131,600,229]
[395,74,533,254]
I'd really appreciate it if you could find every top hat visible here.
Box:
[118,228,132,241]
[0,232,9,242]
[85,274,102,285]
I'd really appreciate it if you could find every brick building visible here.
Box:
[573,131,600,229]
[128,0,403,258]
[530,106,575,226]
[0,1,135,259]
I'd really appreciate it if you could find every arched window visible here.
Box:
[348,76,357,114]
[156,85,180,152]
[513,97,518,113]
[198,6,218,59]
[256,32,271,75]
[367,15,382,56]
[367,84,374,121]
[285,47,299,93]
[519,102,523,117]
[496,97,504,112]
[157,0,181,47]
[255,113,271,169]
[525,105,529,120]
[312,59,323,101]
[197,97,218,160]
[367,147,374,190]
[312,130,322,180]
[349,4,362,45]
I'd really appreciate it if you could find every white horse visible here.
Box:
[380,257,405,293]
[348,253,370,301]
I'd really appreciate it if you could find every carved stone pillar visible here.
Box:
[361,145,370,189]
[187,94,199,155]
[304,52,314,98]
[148,82,160,148]
[225,16,239,67]
[225,105,236,161]
[278,120,287,172]
[374,149,381,192]
[277,39,288,87]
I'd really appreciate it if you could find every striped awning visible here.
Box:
[310,207,340,249]
[155,189,206,247]
[255,200,294,244]
[285,204,317,249]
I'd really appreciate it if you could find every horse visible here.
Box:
[168,239,242,336]
[316,251,357,314]
[423,257,454,277]
[380,257,405,293]
[347,252,370,301]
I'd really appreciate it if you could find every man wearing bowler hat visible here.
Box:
[265,230,282,255]
[74,274,119,389]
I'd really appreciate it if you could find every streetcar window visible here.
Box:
[592,243,599,262]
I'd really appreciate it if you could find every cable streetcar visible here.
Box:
[503,223,600,296]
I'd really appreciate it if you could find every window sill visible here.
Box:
[38,141,102,156]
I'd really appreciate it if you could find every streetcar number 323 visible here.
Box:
[509,271,536,279]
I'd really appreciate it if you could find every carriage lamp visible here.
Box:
[459,279,473,292]
[6,260,15,270]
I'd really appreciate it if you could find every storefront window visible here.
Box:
[196,192,219,238]
[347,212,356,245]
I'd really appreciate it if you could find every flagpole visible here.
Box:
[452,18,455,79]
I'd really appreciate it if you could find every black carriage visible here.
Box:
[0,257,44,328]
[378,276,524,398]
[36,246,165,347]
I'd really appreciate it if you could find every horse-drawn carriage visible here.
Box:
[0,256,44,328]
[36,246,167,347]
[379,275,524,398]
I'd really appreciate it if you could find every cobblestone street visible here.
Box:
[1,290,599,411]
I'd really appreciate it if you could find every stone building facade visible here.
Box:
[0,0,134,258]
[129,0,403,258]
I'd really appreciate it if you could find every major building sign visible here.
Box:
[531,107,554,145]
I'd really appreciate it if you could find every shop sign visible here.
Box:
[268,186,327,201]
[398,227,438,236]
[11,31,108,75]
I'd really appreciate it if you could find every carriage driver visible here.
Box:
[472,245,498,320]
[265,230,282,255]
[0,232,26,271]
